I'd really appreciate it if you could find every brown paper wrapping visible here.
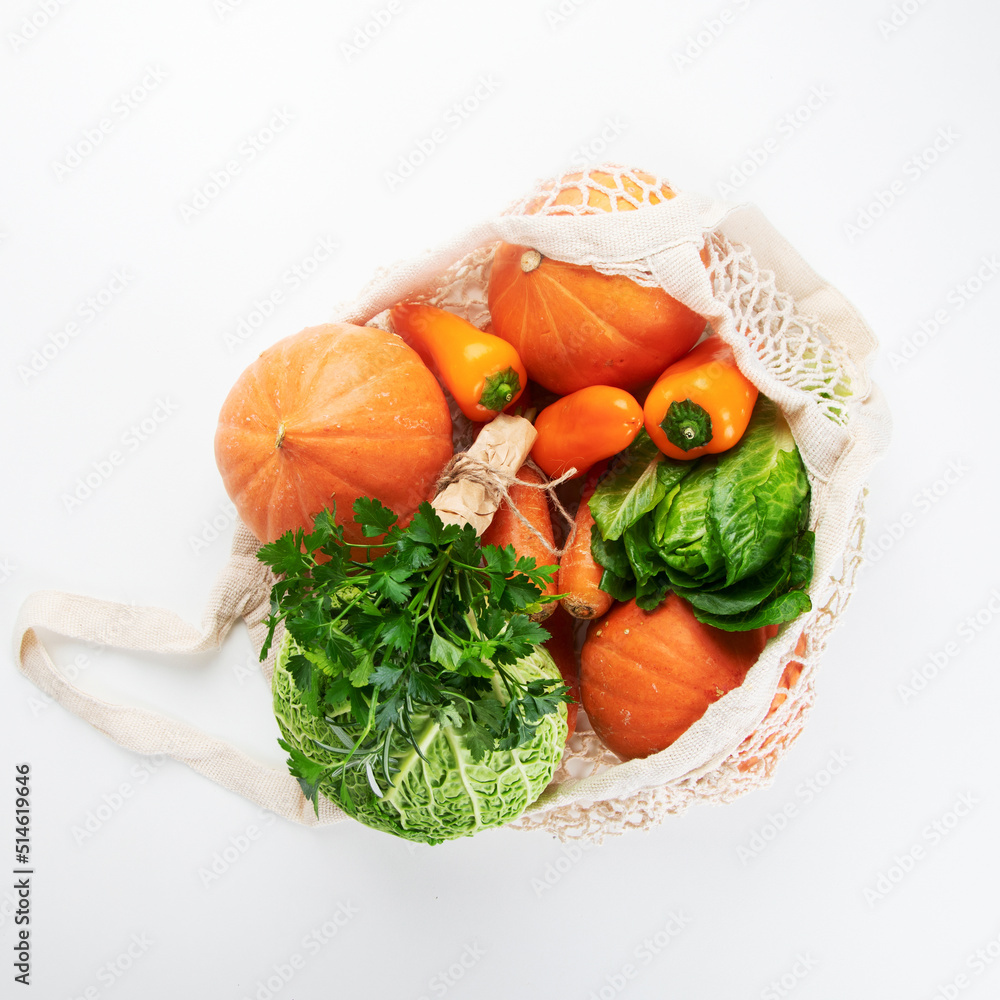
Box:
[430,414,537,535]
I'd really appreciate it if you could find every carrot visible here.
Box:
[558,463,613,620]
[542,606,580,738]
[481,464,558,621]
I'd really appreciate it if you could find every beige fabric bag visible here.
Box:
[13,168,891,841]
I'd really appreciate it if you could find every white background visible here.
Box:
[2,1,999,998]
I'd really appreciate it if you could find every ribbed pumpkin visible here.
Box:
[580,593,773,761]
[214,323,453,546]
[486,166,707,396]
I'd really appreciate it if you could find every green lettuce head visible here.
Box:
[272,634,567,845]
[589,397,815,630]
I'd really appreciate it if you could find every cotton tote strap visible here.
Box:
[12,522,344,827]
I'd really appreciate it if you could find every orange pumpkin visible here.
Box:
[737,635,807,773]
[486,166,707,396]
[214,323,453,546]
[580,593,773,761]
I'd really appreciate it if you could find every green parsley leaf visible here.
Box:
[257,498,563,797]
[278,738,329,813]
[353,497,398,537]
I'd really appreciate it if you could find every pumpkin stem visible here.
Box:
[274,422,286,449]
[520,249,542,273]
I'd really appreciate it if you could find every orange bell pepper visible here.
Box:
[389,302,527,422]
[643,335,758,461]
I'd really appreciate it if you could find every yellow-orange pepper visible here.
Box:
[390,302,527,422]
[643,336,758,461]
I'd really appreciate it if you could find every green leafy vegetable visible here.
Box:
[257,499,569,837]
[708,398,810,586]
[273,639,567,844]
[589,397,815,630]
[589,430,691,541]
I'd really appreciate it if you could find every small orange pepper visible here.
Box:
[531,385,642,479]
[643,335,758,461]
[389,302,527,422]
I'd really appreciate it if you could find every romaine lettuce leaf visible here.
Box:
[709,398,810,586]
[587,396,815,631]
[589,430,691,541]
[652,459,724,584]
[691,589,812,631]
[676,530,815,616]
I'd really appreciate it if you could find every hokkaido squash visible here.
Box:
[486,166,707,396]
[214,323,453,546]
[580,593,773,761]
[737,634,806,773]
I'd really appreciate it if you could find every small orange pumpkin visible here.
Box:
[486,166,707,396]
[580,593,773,761]
[737,635,807,773]
[214,323,453,546]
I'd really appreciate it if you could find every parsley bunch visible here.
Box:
[257,498,567,810]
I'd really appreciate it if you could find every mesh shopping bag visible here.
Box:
[14,166,890,840]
